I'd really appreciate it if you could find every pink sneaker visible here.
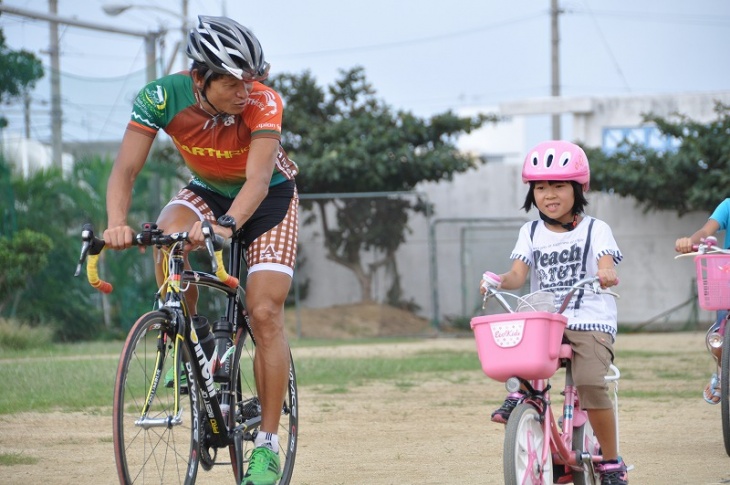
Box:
[490,392,524,424]
[595,457,628,485]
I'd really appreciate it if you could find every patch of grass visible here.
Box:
[295,349,479,388]
[321,386,349,394]
[0,452,39,466]
[0,319,54,351]
[394,380,415,390]
[0,355,119,414]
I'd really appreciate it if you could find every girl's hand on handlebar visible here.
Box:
[675,236,695,254]
[596,267,618,288]
[480,271,502,294]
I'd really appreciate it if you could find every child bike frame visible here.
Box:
[75,221,298,485]
[472,276,620,485]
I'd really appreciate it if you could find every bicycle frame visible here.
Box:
[519,348,619,480]
[153,234,254,450]
[79,222,299,484]
[475,276,621,483]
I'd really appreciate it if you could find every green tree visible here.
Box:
[268,67,499,303]
[0,29,44,128]
[2,146,188,341]
[588,102,730,215]
[0,229,52,315]
[4,161,101,340]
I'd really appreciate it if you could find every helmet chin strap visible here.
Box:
[194,83,233,128]
[539,211,579,231]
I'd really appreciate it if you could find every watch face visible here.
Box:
[217,215,236,229]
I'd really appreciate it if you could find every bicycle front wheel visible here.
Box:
[503,403,552,485]
[113,311,200,484]
[228,327,298,484]
[721,318,730,457]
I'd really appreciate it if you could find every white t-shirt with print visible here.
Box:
[510,216,623,337]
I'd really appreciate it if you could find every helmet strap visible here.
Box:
[539,211,579,231]
[193,84,234,129]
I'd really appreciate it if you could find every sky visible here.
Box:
[2,0,730,145]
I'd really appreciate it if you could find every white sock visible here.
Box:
[254,431,279,453]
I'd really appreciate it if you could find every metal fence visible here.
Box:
[287,189,710,339]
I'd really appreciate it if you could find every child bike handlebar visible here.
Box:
[74,221,239,293]
[481,275,620,314]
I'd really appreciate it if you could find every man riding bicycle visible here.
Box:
[103,16,298,485]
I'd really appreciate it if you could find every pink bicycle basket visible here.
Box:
[470,311,568,382]
[695,254,730,311]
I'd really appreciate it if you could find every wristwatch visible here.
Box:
[217,214,237,231]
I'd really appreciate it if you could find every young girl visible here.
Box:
[675,198,730,404]
[479,140,628,485]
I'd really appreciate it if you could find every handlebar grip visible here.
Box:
[214,250,239,289]
[87,254,113,294]
[481,271,501,288]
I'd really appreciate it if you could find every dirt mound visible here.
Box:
[284,302,435,339]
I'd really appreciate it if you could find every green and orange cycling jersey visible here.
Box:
[127,71,298,198]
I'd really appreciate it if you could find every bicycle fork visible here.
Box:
[134,331,187,429]
[707,315,727,368]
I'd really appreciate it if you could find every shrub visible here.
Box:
[0,318,53,350]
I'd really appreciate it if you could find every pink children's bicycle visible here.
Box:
[676,236,730,456]
[471,276,621,485]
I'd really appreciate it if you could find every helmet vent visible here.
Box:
[559,152,572,166]
[543,148,556,168]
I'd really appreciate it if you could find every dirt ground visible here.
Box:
[1,306,730,484]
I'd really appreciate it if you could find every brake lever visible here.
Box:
[201,220,218,274]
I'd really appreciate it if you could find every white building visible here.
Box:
[1,132,74,177]
[425,90,730,328]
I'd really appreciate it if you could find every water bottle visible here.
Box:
[192,315,217,371]
[212,318,233,382]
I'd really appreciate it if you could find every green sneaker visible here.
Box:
[242,447,281,485]
[164,367,187,389]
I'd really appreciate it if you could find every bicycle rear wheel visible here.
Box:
[113,311,200,484]
[503,402,552,485]
[721,318,730,457]
[228,326,298,484]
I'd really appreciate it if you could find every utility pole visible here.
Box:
[48,0,63,169]
[550,0,562,140]
[23,93,31,139]
[181,0,189,70]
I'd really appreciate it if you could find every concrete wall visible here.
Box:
[295,91,729,330]
[419,161,712,328]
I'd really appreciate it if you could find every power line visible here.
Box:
[272,12,545,59]
[576,1,632,93]
[567,7,730,27]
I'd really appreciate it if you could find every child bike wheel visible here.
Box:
[571,418,601,484]
[721,319,730,457]
[503,402,552,485]
[228,326,298,484]
[113,311,200,485]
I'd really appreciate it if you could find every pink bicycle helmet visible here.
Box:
[522,140,590,191]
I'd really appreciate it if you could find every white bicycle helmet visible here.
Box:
[186,16,270,83]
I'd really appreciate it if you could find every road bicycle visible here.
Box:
[471,276,621,485]
[676,235,730,456]
[75,221,298,484]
